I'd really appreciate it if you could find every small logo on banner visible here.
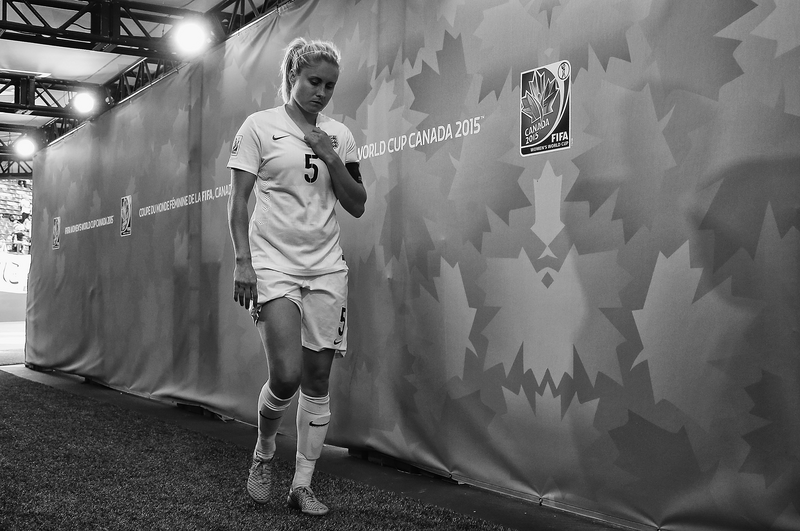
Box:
[120,195,132,237]
[231,135,243,156]
[52,217,61,250]
[520,60,571,156]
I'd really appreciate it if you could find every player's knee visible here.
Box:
[301,372,330,396]
[268,373,301,398]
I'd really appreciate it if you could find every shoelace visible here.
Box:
[295,487,323,506]
[252,459,270,479]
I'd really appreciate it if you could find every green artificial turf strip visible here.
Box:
[0,371,510,531]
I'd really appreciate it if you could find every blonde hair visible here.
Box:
[279,38,341,104]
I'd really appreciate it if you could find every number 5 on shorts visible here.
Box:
[338,307,346,336]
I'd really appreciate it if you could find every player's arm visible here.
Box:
[228,168,258,309]
[326,156,366,218]
[306,128,366,218]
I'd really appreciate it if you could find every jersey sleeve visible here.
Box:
[226,114,262,175]
[341,125,359,164]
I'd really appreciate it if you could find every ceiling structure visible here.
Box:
[0,0,288,179]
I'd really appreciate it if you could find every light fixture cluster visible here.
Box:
[10,16,215,160]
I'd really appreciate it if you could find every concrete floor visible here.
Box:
[0,320,25,366]
[1,318,631,531]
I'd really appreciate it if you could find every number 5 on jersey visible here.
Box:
[305,154,319,183]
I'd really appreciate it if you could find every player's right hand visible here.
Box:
[233,263,258,309]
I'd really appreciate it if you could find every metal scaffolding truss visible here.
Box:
[103,0,290,103]
[0,0,290,174]
[213,0,285,36]
[107,57,182,103]
[0,74,97,163]
[0,72,105,119]
[0,159,33,179]
[0,0,287,59]
[0,0,207,58]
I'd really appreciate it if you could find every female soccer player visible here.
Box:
[227,37,366,516]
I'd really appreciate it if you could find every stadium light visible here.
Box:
[73,92,97,114]
[14,137,37,159]
[173,19,212,57]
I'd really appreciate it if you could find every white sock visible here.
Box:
[255,381,293,461]
[292,392,330,489]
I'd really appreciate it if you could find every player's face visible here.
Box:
[291,60,339,114]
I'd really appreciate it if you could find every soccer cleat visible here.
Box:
[287,486,329,516]
[246,455,273,503]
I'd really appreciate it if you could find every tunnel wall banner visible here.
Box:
[28,0,800,529]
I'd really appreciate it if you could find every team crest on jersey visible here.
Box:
[231,135,243,156]
[329,135,338,149]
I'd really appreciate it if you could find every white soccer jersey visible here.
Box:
[227,106,358,275]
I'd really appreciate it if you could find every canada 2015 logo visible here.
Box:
[520,60,571,156]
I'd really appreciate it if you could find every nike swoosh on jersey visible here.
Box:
[333,338,343,345]
[273,134,289,140]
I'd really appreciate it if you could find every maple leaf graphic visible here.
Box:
[446,84,529,250]
[480,246,626,386]
[632,243,759,428]
[566,81,674,242]
[733,208,800,493]
[485,383,600,497]
[740,370,800,488]
[641,0,755,101]
[552,0,637,72]
[327,26,374,121]
[474,0,545,100]
[752,0,800,57]
[407,258,477,388]
[407,31,470,151]
[521,71,558,122]
[609,411,717,511]
[699,157,800,272]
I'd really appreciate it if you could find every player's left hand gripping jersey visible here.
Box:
[227,106,358,275]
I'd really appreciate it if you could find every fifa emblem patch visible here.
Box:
[520,60,571,156]
[120,195,132,237]
[231,135,243,156]
[52,217,61,250]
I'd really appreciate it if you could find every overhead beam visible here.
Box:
[0,0,292,175]
[0,123,39,134]
[0,0,213,59]
[103,57,181,104]
[0,159,33,177]
[0,73,107,119]
[0,146,23,156]
[0,22,172,59]
[207,0,286,35]
[0,116,81,165]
